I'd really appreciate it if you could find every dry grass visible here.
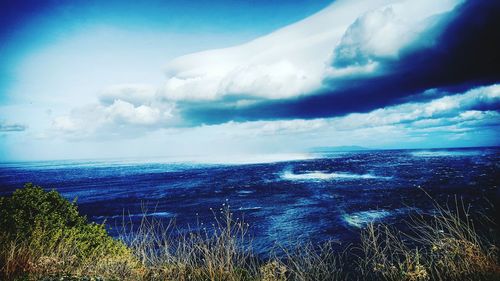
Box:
[119,203,261,280]
[0,227,140,281]
[1,196,499,281]
[279,241,347,281]
[358,194,500,281]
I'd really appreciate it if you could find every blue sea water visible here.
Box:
[0,147,498,254]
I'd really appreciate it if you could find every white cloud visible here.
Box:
[218,60,312,99]
[104,100,161,125]
[99,84,157,106]
[332,7,412,67]
[159,0,461,102]
[331,0,460,68]
[52,116,79,132]
[51,84,176,139]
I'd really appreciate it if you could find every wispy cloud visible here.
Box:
[0,121,27,132]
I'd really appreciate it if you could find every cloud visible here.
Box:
[169,0,499,124]
[327,84,500,130]
[99,84,157,106]
[331,0,459,68]
[51,0,500,141]
[51,84,177,139]
[105,100,161,125]
[189,85,499,142]
[0,120,27,132]
[158,0,462,104]
[159,0,412,102]
[332,7,416,68]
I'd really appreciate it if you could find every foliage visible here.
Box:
[0,183,139,280]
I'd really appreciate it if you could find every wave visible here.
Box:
[281,170,390,181]
[237,190,255,195]
[238,206,262,211]
[342,207,419,228]
[342,210,391,228]
[95,211,173,220]
[410,150,483,158]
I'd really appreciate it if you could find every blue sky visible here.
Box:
[0,0,499,162]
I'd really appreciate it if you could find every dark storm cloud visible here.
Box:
[179,0,500,125]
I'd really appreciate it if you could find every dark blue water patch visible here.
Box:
[0,147,498,255]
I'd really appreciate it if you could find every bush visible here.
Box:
[0,183,85,241]
[0,183,139,280]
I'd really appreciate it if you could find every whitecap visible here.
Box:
[342,207,419,228]
[148,211,173,218]
[94,211,173,220]
[281,170,389,181]
[237,190,255,195]
[411,150,482,157]
[238,206,262,211]
[342,210,391,228]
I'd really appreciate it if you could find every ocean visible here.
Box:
[1,147,498,254]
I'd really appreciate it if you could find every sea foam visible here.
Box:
[342,210,391,228]
[281,170,389,181]
[410,150,482,157]
[95,211,173,220]
[342,207,419,228]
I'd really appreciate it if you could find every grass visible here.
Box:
[0,185,499,281]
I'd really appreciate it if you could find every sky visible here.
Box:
[0,0,499,162]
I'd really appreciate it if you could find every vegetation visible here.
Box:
[0,184,499,280]
[0,183,138,280]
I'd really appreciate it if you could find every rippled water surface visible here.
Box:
[1,147,498,253]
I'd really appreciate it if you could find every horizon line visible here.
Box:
[1,145,498,165]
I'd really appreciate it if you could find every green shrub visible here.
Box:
[0,183,85,239]
[0,183,138,280]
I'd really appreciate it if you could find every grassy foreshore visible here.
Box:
[1,184,499,281]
